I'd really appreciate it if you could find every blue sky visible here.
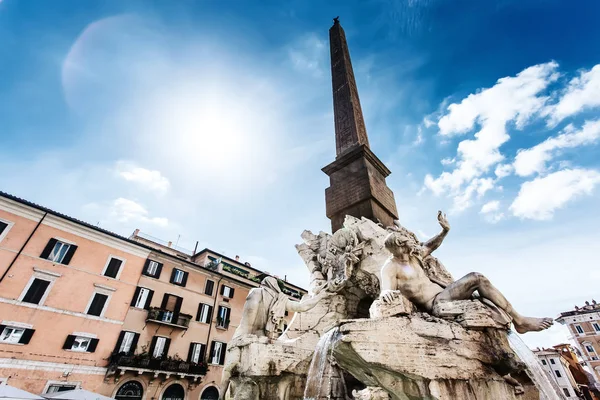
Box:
[2,0,600,348]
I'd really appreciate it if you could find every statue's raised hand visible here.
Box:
[437,211,450,231]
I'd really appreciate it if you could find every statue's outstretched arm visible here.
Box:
[286,290,332,313]
[422,211,450,258]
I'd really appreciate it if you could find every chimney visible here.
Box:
[131,229,140,238]
[167,241,172,248]
[235,255,240,261]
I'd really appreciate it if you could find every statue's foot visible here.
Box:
[513,317,553,333]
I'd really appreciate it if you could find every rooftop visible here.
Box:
[557,300,600,319]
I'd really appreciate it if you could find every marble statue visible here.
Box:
[379,211,554,334]
[219,276,333,400]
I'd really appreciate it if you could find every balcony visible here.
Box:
[108,353,207,382]
[146,308,192,329]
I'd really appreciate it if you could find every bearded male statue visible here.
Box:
[379,211,553,334]
[219,276,333,400]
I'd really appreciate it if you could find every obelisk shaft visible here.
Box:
[323,19,399,232]
[330,19,370,157]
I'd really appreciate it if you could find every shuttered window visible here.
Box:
[188,342,206,364]
[204,280,215,296]
[40,239,77,265]
[22,278,51,304]
[63,335,99,353]
[196,303,213,323]
[0,325,35,344]
[86,293,109,316]
[131,287,153,309]
[209,341,227,365]
[220,285,235,299]
[103,258,123,279]
[143,259,163,278]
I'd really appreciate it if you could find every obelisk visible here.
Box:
[323,18,399,232]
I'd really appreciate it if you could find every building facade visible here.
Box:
[557,301,600,392]
[0,192,306,400]
[0,193,150,394]
[533,348,579,398]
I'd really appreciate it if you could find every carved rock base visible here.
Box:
[432,299,511,330]
[333,314,536,400]
[369,292,415,318]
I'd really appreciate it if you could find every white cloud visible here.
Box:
[494,164,513,178]
[440,157,455,166]
[425,62,559,210]
[510,168,600,220]
[288,33,327,78]
[479,200,504,223]
[109,198,169,227]
[480,200,500,214]
[116,161,170,193]
[546,64,600,126]
[513,119,600,177]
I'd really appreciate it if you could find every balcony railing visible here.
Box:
[146,308,192,329]
[109,353,208,378]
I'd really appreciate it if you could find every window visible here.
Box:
[40,239,77,265]
[550,358,555,364]
[21,278,51,305]
[586,345,595,353]
[86,293,109,317]
[63,335,98,353]
[143,260,162,278]
[115,331,139,355]
[563,388,571,397]
[0,325,35,344]
[196,303,213,324]
[209,341,227,365]
[216,306,231,329]
[554,370,561,378]
[188,342,206,364]
[150,336,170,358]
[593,323,600,332]
[170,268,188,286]
[541,359,547,365]
[575,325,584,334]
[205,280,215,296]
[0,219,13,242]
[103,257,123,279]
[46,384,78,394]
[220,285,235,299]
[131,287,153,309]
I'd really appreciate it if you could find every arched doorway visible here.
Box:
[115,381,143,400]
[200,387,219,400]
[162,384,185,400]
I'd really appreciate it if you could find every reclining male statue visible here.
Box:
[379,211,553,334]
[219,276,334,400]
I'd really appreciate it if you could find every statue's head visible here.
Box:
[261,276,282,293]
[384,232,420,258]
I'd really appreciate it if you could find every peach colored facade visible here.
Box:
[0,194,150,395]
[102,234,302,400]
[557,301,600,392]
[0,192,306,400]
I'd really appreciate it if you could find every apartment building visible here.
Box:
[0,193,150,394]
[0,192,307,400]
[557,301,600,391]
[533,347,580,398]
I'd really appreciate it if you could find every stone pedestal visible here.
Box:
[332,315,536,400]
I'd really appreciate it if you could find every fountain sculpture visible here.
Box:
[217,18,559,400]
[219,213,559,400]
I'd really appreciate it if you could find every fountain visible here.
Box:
[218,214,561,399]
[216,17,559,400]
